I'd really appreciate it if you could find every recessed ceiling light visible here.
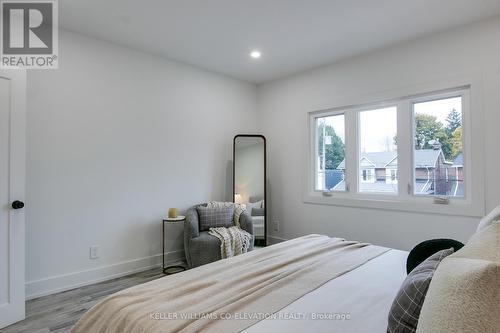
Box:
[250,51,261,59]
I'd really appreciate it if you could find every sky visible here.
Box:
[414,96,462,124]
[360,107,397,152]
[321,96,462,153]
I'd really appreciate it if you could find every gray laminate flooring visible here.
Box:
[0,267,169,333]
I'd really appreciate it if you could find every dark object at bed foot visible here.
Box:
[406,238,464,274]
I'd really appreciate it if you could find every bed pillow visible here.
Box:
[387,248,454,333]
[197,206,234,231]
[456,221,500,262]
[246,200,263,212]
[406,239,464,274]
[246,200,263,211]
[251,207,265,216]
[416,222,500,333]
[476,204,500,232]
[416,258,499,333]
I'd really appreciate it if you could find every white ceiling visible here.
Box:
[60,0,500,84]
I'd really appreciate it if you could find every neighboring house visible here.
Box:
[412,149,453,195]
[452,153,464,182]
[337,151,398,184]
[332,148,461,196]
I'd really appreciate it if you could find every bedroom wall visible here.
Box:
[258,17,500,249]
[25,30,258,298]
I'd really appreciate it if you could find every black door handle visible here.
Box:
[12,201,24,209]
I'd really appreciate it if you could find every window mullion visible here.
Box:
[344,110,359,194]
[397,100,412,199]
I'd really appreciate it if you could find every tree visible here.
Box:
[414,114,452,160]
[445,108,461,137]
[450,126,462,159]
[318,123,345,169]
[414,114,445,149]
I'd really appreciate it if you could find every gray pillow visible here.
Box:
[387,248,454,333]
[196,206,234,231]
[252,208,265,216]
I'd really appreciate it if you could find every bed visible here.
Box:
[245,249,407,332]
[71,235,407,333]
[251,215,264,238]
[246,196,265,244]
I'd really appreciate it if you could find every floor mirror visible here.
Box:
[233,135,266,247]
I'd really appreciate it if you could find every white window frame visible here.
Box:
[313,110,346,192]
[304,79,485,218]
[409,90,468,199]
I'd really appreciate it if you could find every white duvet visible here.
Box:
[244,249,408,333]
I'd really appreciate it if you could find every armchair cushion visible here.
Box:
[197,206,234,231]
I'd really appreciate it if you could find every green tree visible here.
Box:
[445,108,461,137]
[414,114,445,149]
[318,123,345,169]
[450,126,462,159]
[414,114,453,160]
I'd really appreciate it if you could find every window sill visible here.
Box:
[303,192,484,218]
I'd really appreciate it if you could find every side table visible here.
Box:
[162,216,186,274]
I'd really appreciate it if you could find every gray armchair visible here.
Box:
[184,203,254,268]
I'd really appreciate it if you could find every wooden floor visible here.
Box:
[0,268,167,333]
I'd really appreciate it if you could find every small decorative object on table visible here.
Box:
[168,208,178,218]
[162,215,186,275]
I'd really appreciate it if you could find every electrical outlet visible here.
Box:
[272,219,279,232]
[89,245,99,259]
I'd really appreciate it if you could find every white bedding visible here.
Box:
[252,216,264,236]
[72,235,388,333]
[244,249,408,333]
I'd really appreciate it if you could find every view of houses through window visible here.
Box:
[357,107,398,193]
[314,92,465,198]
[413,97,463,197]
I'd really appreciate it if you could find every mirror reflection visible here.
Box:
[234,135,266,247]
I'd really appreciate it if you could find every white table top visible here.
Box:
[163,215,186,222]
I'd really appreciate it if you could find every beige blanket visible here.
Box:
[71,235,388,333]
[208,226,252,259]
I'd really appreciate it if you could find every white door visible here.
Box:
[0,69,26,329]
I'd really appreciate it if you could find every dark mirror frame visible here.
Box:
[233,134,267,246]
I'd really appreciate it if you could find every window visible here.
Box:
[314,114,345,191]
[359,107,398,193]
[387,169,398,184]
[361,168,375,183]
[308,86,479,216]
[413,96,463,197]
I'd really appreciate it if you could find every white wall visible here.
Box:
[25,30,258,298]
[258,17,500,249]
[25,17,500,298]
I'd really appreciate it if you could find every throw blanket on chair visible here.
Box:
[209,226,252,258]
[206,201,252,258]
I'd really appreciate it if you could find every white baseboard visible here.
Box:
[267,235,289,244]
[25,249,185,300]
